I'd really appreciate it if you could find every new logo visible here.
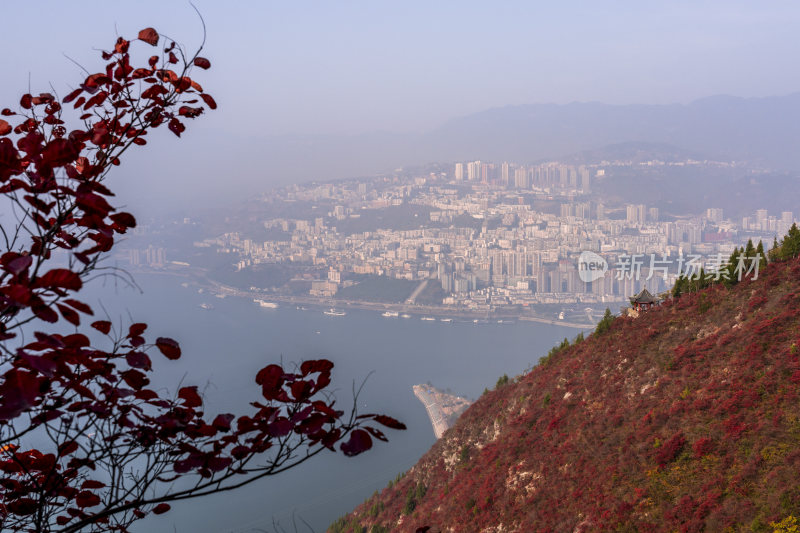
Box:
[577,251,608,283]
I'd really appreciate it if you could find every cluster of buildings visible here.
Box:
[454,161,593,192]
[127,246,168,267]
[190,159,794,311]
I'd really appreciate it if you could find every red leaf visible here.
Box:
[138,28,160,46]
[193,57,211,69]
[126,351,151,370]
[35,268,82,291]
[207,456,232,472]
[91,320,112,335]
[212,413,234,431]
[20,354,57,377]
[114,37,129,54]
[0,119,11,136]
[58,440,79,456]
[174,77,192,92]
[0,137,23,181]
[63,88,82,104]
[168,118,185,137]
[256,364,285,400]
[155,337,181,360]
[20,94,33,109]
[34,305,60,323]
[121,369,149,390]
[200,93,217,110]
[110,212,136,229]
[7,497,38,516]
[81,480,105,490]
[63,299,93,315]
[268,418,294,437]
[168,52,178,64]
[128,323,147,337]
[372,414,407,430]
[178,106,203,118]
[340,429,373,457]
[152,503,171,514]
[83,73,111,90]
[42,138,80,167]
[291,380,312,401]
[178,386,202,408]
[75,490,101,508]
[300,359,334,376]
[364,425,388,442]
[231,445,250,459]
[5,254,32,276]
[56,303,81,326]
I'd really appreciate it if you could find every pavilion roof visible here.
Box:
[630,288,659,304]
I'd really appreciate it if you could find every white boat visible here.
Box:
[254,299,278,309]
[381,311,399,318]
[199,302,213,310]
[558,311,565,320]
[324,308,346,317]
[440,318,453,323]
[400,314,411,319]
[421,317,436,321]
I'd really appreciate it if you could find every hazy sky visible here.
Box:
[2,1,799,209]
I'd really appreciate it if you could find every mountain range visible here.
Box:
[258,93,800,187]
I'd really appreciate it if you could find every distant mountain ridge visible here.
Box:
[427,93,800,167]
[334,255,800,532]
[258,93,800,188]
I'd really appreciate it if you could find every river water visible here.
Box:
[82,273,583,532]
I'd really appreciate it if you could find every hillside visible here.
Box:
[333,256,800,532]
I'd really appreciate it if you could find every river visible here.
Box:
[82,273,586,532]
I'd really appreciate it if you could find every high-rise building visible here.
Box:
[781,211,794,224]
[755,209,768,230]
[627,205,642,224]
[501,162,509,186]
[514,168,528,189]
[454,163,464,181]
[480,162,490,184]
[467,160,480,181]
[559,166,569,188]
[706,208,723,223]
[579,166,591,192]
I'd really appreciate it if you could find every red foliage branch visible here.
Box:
[0,27,403,533]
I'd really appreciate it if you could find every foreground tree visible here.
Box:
[0,27,404,532]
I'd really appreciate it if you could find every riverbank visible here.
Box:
[125,266,598,330]
[204,278,595,330]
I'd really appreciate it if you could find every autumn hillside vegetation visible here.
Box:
[334,235,800,532]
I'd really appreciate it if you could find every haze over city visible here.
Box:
[2,1,800,212]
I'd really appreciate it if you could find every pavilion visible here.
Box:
[630,288,659,312]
